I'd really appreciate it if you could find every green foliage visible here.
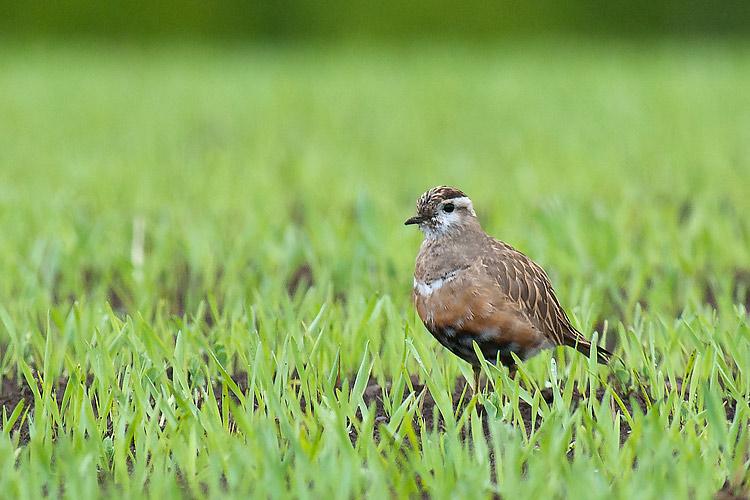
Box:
[0,40,749,498]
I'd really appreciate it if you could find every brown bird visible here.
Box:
[405,186,611,388]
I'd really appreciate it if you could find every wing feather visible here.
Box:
[483,238,607,359]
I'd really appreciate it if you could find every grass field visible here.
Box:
[1,40,749,499]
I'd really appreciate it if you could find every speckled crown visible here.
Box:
[416,186,467,213]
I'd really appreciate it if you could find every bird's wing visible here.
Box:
[481,238,598,352]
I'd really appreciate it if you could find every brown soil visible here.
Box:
[0,378,33,444]
[286,263,314,296]
[356,376,648,446]
[2,372,741,447]
[716,481,749,500]
[703,268,750,311]
[2,372,648,447]
[0,374,99,445]
[2,372,744,498]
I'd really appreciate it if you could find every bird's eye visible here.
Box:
[443,203,455,213]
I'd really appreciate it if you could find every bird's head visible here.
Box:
[405,186,478,238]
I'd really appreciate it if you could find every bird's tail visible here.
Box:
[565,336,612,365]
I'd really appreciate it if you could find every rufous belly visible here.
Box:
[414,272,550,367]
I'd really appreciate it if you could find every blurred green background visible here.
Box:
[2,0,749,39]
[2,0,750,319]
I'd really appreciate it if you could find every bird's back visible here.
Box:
[480,238,610,362]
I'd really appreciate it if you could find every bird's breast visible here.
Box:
[413,268,495,329]
[413,268,551,360]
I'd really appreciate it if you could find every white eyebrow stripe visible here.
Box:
[446,197,475,215]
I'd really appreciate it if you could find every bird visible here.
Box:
[405,186,611,389]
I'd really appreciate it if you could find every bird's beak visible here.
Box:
[404,215,424,226]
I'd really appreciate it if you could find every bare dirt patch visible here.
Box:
[1,371,739,453]
[0,378,33,444]
[358,376,648,446]
[286,263,314,296]
[2,371,745,498]
[703,268,750,311]
[716,481,749,500]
